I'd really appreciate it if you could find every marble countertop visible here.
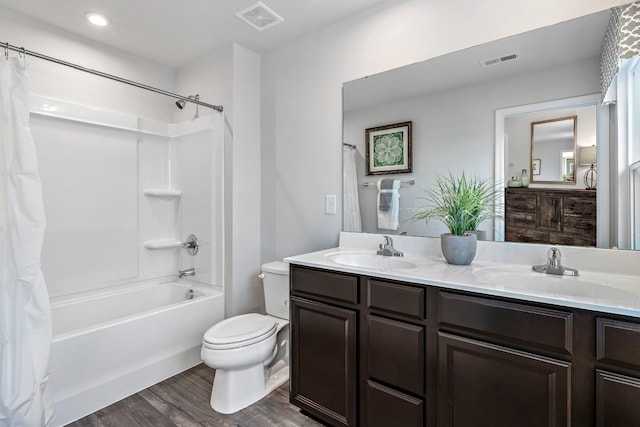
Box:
[285,233,640,318]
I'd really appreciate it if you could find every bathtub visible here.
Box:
[49,278,223,426]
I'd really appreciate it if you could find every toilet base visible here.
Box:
[210,360,289,414]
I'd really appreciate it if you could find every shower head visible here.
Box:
[175,94,199,110]
[175,94,200,120]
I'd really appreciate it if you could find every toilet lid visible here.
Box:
[203,313,277,349]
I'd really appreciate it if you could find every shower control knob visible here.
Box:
[181,234,199,256]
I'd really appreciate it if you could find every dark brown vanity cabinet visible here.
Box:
[365,279,427,427]
[436,292,573,427]
[289,265,640,427]
[290,265,360,427]
[594,318,640,427]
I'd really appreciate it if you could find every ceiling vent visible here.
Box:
[236,2,284,31]
[480,52,520,67]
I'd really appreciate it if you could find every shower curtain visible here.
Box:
[343,145,362,232]
[0,57,54,426]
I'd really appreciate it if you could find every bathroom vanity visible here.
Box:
[286,233,640,427]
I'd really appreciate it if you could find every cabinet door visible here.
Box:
[367,380,424,427]
[368,314,425,394]
[438,332,570,427]
[596,370,640,427]
[290,297,357,427]
[537,193,563,232]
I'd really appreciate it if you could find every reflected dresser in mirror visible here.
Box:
[505,187,596,246]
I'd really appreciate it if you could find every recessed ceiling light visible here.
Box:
[86,12,110,27]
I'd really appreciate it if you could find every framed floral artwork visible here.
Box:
[365,121,412,175]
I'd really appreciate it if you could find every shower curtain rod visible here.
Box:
[1,42,223,112]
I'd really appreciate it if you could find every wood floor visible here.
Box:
[67,364,324,427]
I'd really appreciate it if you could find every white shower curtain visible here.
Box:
[0,57,54,426]
[343,145,362,232]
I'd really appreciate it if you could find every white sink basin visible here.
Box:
[326,252,417,270]
[472,266,640,300]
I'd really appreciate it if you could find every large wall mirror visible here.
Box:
[342,7,636,249]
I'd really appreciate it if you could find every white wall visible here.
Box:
[230,45,262,315]
[176,44,263,316]
[261,0,619,260]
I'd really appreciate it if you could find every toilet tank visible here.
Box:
[261,261,290,320]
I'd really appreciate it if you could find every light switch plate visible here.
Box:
[325,194,337,214]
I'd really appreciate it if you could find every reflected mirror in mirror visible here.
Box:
[342,8,631,248]
[531,116,577,184]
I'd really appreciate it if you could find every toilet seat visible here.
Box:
[203,313,277,350]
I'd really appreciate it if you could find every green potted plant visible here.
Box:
[411,172,502,265]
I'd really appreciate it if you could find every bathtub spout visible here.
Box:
[178,268,195,278]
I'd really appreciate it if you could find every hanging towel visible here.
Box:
[377,179,401,230]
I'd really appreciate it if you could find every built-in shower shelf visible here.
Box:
[143,240,182,250]
[143,189,182,198]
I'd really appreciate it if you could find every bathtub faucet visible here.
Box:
[178,268,195,278]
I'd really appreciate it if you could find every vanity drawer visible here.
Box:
[290,265,359,305]
[596,318,640,370]
[505,191,537,213]
[367,278,425,320]
[562,215,596,236]
[505,211,537,229]
[505,227,549,244]
[368,315,425,394]
[438,291,573,355]
[563,196,596,218]
[549,233,596,247]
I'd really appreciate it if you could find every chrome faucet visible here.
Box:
[377,235,404,257]
[548,248,562,270]
[178,268,195,278]
[532,247,578,276]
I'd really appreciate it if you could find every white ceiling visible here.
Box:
[0,0,390,68]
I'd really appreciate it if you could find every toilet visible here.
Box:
[201,261,290,414]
